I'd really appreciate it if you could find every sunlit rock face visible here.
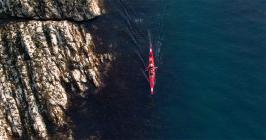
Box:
[0,20,112,139]
[0,0,103,21]
[0,0,112,139]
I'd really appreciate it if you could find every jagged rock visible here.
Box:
[0,20,110,139]
[0,0,104,21]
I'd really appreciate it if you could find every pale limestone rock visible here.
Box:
[0,20,111,139]
[0,0,104,21]
[0,0,114,139]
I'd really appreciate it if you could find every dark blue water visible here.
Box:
[71,0,266,139]
[157,0,266,139]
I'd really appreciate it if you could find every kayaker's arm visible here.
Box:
[145,66,150,71]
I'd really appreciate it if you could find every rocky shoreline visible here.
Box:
[0,0,104,21]
[0,0,112,139]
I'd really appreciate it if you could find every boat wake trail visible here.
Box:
[112,0,165,81]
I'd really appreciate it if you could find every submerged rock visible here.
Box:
[0,0,104,21]
[0,20,110,139]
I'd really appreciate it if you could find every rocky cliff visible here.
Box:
[0,0,111,139]
[0,0,104,21]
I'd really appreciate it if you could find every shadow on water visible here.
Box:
[68,0,164,139]
[69,60,160,139]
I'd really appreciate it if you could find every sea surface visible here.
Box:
[74,0,266,140]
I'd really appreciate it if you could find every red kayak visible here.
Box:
[147,46,157,95]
